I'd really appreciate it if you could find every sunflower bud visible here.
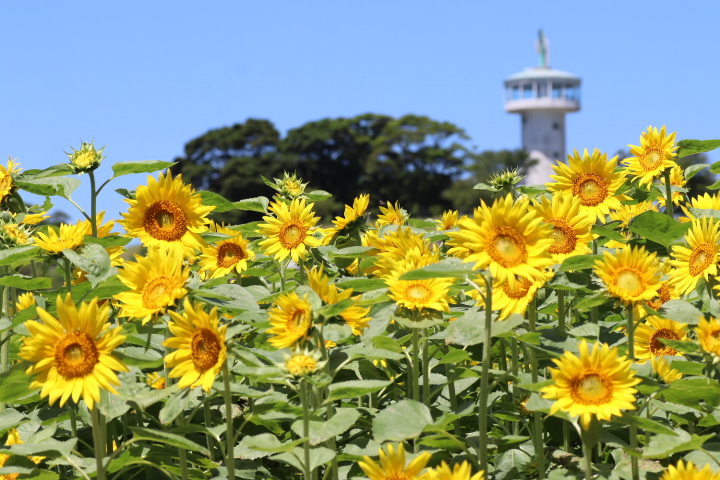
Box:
[267,172,308,200]
[65,141,105,173]
[280,348,325,378]
[488,167,524,194]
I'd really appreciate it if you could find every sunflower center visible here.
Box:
[615,269,645,297]
[488,226,528,268]
[142,276,178,309]
[405,283,432,303]
[572,173,609,207]
[279,221,307,249]
[650,329,680,356]
[217,242,245,268]
[689,243,715,276]
[191,328,221,371]
[54,331,99,379]
[573,373,613,405]
[0,176,10,193]
[502,278,533,299]
[287,308,307,332]
[647,284,672,311]
[549,220,578,254]
[143,200,188,242]
[641,149,663,170]
[287,355,317,375]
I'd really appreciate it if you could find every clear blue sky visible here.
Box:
[2,1,719,222]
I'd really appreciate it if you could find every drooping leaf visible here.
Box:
[659,300,703,325]
[678,139,720,159]
[291,408,361,446]
[326,380,392,402]
[233,197,270,213]
[16,177,80,199]
[444,311,524,346]
[628,211,691,248]
[62,243,113,286]
[0,365,39,403]
[0,246,39,266]
[0,275,51,290]
[197,191,236,212]
[685,163,710,180]
[111,160,175,178]
[558,255,603,272]
[642,430,713,458]
[372,399,433,443]
[128,427,210,456]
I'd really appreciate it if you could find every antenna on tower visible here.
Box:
[536,29,549,68]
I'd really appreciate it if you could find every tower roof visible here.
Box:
[505,67,580,84]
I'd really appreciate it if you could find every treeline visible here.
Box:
[170,114,532,222]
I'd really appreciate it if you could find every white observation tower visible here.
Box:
[504,30,581,185]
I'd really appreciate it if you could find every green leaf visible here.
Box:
[116,347,163,369]
[334,278,387,292]
[628,211,691,248]
[115,188,136,200]
[678,139,720,159]
[16,177,80,199]
[687,207,720,220]
[611,411,677,436]
[6,438,76,458]
[662,378,720,409]
[371,336,404,353]
[659,300,703,325]
[193,284,260,312]
[642,430,713,458]
[326,380,392,402]
[197,191,236,213]
[685,163,710,180]
[96,387,130,420]
[0,365,39,403]
[240,433,304,453]
[0,246,39,266]
[111,160,175,178]
[159,389,192,425]
[399,257,472,280]
[128,427,210,456]
[83,235,131,248]
[305,190,332,201]
[407,218,438,229]
[63,243,113,286]
[437,349,472,365]
[317,299,356,319]
[0,275,51,290]
[473,182,499,192]
[372,399,433,443]
[558,255,603,272]
[547,271,591,290]
[31,164,75,178]
[574,292,611,311]
[659,338,703,356]
[324,246,374,258]
[233,197,269,213]
[291,408,361,446]
[445,311,524,346]
[591,225,627,242]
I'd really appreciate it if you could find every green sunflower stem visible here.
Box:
[626,305,639,480]
[529,298,545,479]
[222,363,236,480]
[176,412,189,480]
[412,327,420,405]
[205,398,216,461]
[477,274,492,474]
[422,327,430,406]
[299,380,312,480]
[91,407,106,480]
[664,168,674,219]
[63,257,73,293]
[583,438,593,480]
[510,338,520,436]
[558,290,566,331]
[89,170,98,237]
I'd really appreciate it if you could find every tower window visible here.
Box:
[554,152,560,159]
[553,122,560,130]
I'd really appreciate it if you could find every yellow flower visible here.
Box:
[281,349,323,377]
[533,194,594,262]
[472,271,553,320]
[446,194,554,290]
[609,201,658,229]
[33,219,88,255]
[0,157,21,203]
[680,193,720,223]
[370,227,438,279]
[114,248,189,325]
[0,428,43,478]
[164,300,227,393]
[420,460,484,480]
[358,443,431,480]
[385,248,455,313]
[668,217,720,296]
[659,460,720,480]
[651,356,683,384]
[377,201,408,227]
[15,292,35,311]
[258,198,322,263]
[119,171,214,258]
[16,211,48,225]
[332,194,370,232]
[19,294,127,410]
[624,125,678,187]
[198,224,255,279]
[594,246,661,305]
[146,372,166,390]
[696,317,720,357]
[657,165,686,207]
[436,210,460,231]
[267,292,313,349]
[541,340,640,430]
[547,148,626,221]
[645,281,677,312]
[65,141,105,173]
[634,316,688,362]
[307,266,371,335]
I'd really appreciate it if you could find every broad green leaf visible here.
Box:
[194,284,260,312]
[324,246,374,258]
[444,311,524,346]
[437,349,472,365]
[271,446,335,472]
[96,387,130,420]
[0,410,24,432]
[662,378,720,409]
[473,182,499,192]
[6,438,76,458]
[371,336,404,353]
[240,433,304,453]
[660,300,703,325]
[335,278,387,292]
[372,399,433,443]
[0,365,39,403]
[547,271,591,290]
[16,177,80,199]
[574,292,611,311]
[128,427,210,456]
[611,411,677,436]
[305,190,332,201]
[628,211,691,248]
[291,408,361,446]
[0,246,39,266]
[558,255,603,272]
[110,160,175,178]
[30,164,75,178]
[317,298,356,318]
[116,347,163,369]
[642,430,713,458]
[399,257,473,280]
[0,275,51,290]
[687,207,720,220]
[591,225,627,242]
[63,243,113,286]
[678,139,720,159]
[326,380,391,402]
[407,218,438,229]
[197,191,236,212]
[685,163,710,180]
[159,389,192,425]
[234,197,269,213]
[659,338,703,356]
[115,188,136,199]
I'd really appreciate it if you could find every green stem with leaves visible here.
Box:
[89,170,98,237]
[664,168,674,219]
[91,407,106,480]
[626,305,638,480]
[529,298,545,479]
[223,363,236,480]
[476,275,492,473]
[300,380,312,480]
[422,328,430,406]
[412,327,420,405]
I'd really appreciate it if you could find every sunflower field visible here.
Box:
[1,129,720,480]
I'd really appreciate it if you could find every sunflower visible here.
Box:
[645,281,677,312]
[258,198,323,263]
[358,443,432,480]
[659,460,720,480]
[651,356,682,384]
[472,271,553,320]
[332,194,370,232]
[680,193,720,223]
[33,219,88,255]
[146,372,166,390]
[0,157,21,203]
[385,248,455,313]
[198,224,255,279]
[377,201,408,227]
[114,248,189,325]
[281,349,323,377]
[447,194,554,290]
[307,267,371,334]
[547,148,626,221]
[370,227,439,279]
[266,291,313,349]
[634,316,688,362]
[696,317,720,357]
[657,165,686,207]
[624,125,678,187]
[668,217,720,295]
[594,246,661,305]
[120,171,214,258]
[19,294,127,410]
[533,194,595,262]
[164,299,227,393]
[0,428,43,477]
[15,292,35,311]
[541,340,640,429]
[436,210,461,231]
[420,461,484,480]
